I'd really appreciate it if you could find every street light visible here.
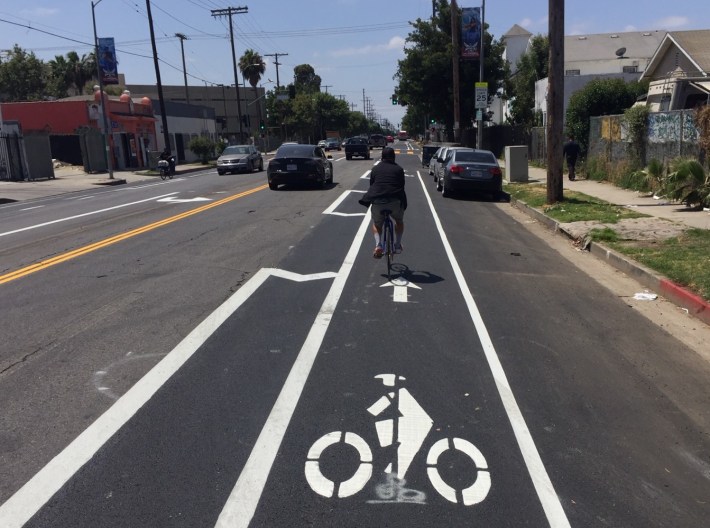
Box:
[91,0,114,179]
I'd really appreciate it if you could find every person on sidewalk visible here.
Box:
[358,147,407,258]
[563,135,581,181]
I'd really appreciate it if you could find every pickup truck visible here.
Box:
[344,137,371,160]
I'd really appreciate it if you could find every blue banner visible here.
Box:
[461,7,481,60]
[98,37,119,85]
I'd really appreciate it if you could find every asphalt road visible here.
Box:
[1,142,709,527]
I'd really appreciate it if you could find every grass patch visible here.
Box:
[609,229,710,301]
[505,183,648,223]
[588,227,620,242]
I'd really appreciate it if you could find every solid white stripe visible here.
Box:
[214,209,372,527]
[417,171,571,526]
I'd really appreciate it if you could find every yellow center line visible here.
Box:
[0,184,268,285]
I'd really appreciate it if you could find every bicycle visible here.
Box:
[380,208,395,280]
[158,157,174,180]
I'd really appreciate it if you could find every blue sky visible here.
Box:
[1,0,709,128]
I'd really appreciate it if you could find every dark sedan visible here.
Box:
[267,144,333,190]
[437,148,503,198]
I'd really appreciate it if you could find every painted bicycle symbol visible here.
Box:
[305,374,491,506]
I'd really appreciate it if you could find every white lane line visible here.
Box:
[0,268,338,528]
[419,171,571,527]
[18,205,45,211]
[0,192,179,238]
[322,189,366,217]
[214,210,372,528]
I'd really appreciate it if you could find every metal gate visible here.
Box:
[0,132,25,181]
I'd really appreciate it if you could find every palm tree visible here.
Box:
[238,49,266,131]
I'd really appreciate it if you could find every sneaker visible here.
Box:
[394,243,403,254]
[373,245,384,259]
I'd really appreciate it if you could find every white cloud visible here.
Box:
[623,25,638,32]
[653,16,689,29]
[19,7,59,17]
[329,36,406,58]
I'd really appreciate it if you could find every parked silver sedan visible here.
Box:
[437,148,503,198]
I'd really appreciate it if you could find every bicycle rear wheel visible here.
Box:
[383,216,394,280]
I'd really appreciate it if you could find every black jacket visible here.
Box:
[358,159,407,209]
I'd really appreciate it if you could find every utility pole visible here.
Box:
[175,33,189,104]
[91,0,114,179]
[451,0,461,143]
[477,0,486,149]
[145,0,170,154]
[363,89,366,118]
[211,6,248,142]
[322,85,332,94]
[264,52,287,89]
[547,0,564,203]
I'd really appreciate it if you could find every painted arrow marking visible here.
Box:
[157,196,212,203]
[380,277,421,302]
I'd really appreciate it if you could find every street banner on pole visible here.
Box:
[461,7,481,60]
[98,37,119,85]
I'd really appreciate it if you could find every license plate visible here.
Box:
[287,164,297,171]
[471,170,483,178]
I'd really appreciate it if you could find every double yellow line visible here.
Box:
[0,184,268,285]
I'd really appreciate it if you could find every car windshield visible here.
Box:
[348,138,366,144]
[224,146,249,155]
[276,145,316,157]
[455,151,496,163]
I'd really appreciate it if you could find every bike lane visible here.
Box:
[239,164,568,526]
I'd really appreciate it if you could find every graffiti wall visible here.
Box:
[589,110,701,164]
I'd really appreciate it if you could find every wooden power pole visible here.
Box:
[546,0,564,203]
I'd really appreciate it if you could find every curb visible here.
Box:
[510,196,710,327]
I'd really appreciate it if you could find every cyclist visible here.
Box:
[358,146,407,258]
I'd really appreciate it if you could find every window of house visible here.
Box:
[623,65,638,74]
[565,69,581,76]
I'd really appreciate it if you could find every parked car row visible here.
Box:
[427,145,502,198]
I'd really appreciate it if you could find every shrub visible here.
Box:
[188,136,215,164]
[661,158,710,207]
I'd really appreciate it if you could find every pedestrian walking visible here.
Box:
[563,135,581,181]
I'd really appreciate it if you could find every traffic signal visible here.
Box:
[259,120,265,131]
[391,94,398,105]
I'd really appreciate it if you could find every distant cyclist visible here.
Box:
[358,146,407,258]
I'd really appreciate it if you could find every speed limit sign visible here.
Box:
[475,82,488,109]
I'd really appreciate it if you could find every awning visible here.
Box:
[689,80,710,94]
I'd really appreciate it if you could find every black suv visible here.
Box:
[368,134,387,149]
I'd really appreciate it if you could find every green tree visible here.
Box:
[46,50,97,99]
[0,45,46,101]
[346,111,369,137]
[394,0,507,138]
[565,78,647,154]
[188,136,215,164]
[239,49,266,133]
[293,64,321,94]
[507,34,548,127]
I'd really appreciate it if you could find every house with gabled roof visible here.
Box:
[534,30,667,124]
[638,30,710,111]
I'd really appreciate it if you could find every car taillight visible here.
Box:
[489,167,502,176]
[449,165,464,174]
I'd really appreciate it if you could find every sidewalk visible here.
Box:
[0,162,208,204]
[506,164,710,326]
